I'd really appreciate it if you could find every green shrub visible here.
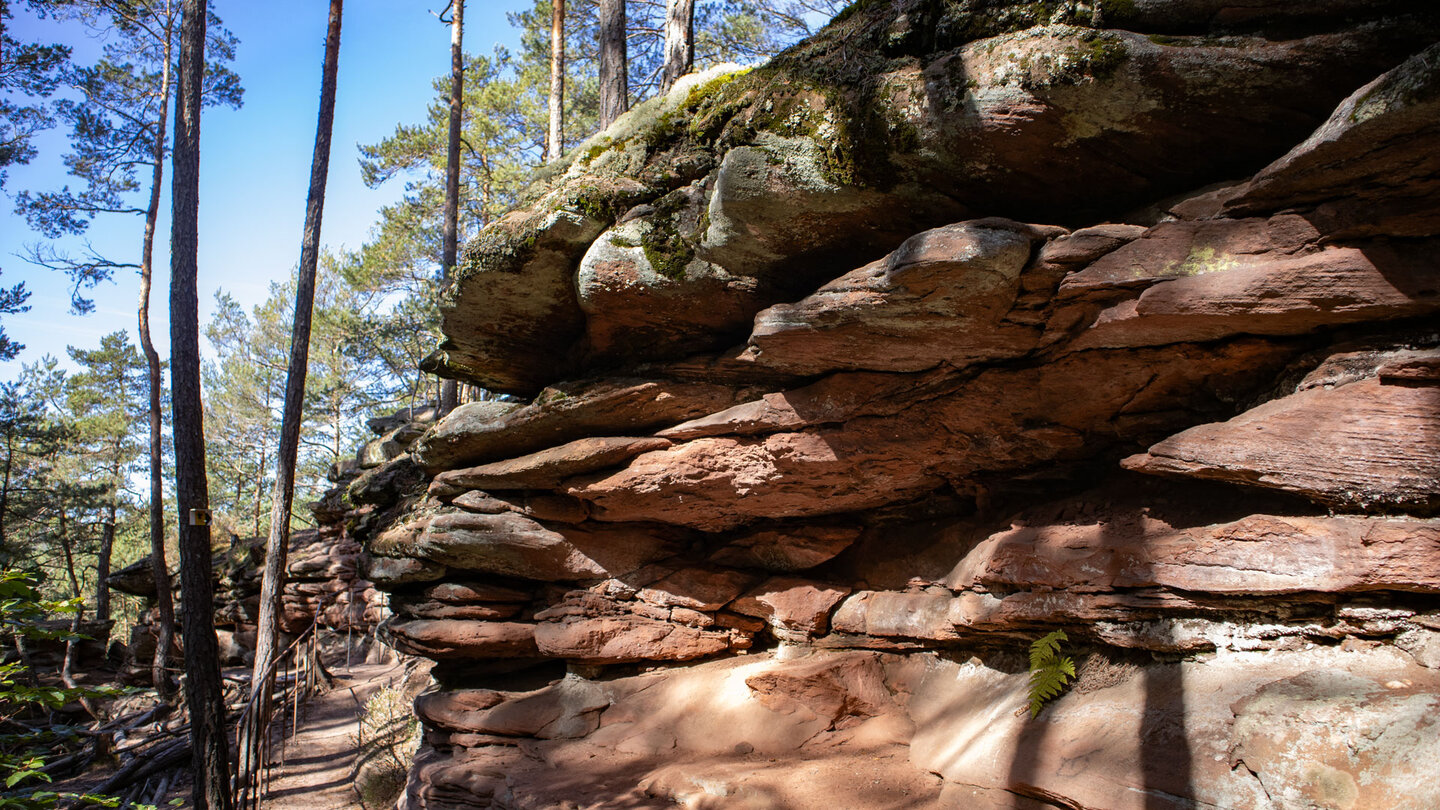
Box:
[0,572,130,809]
[352,683,420,810]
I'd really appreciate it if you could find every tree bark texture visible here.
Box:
[599,0,627,128]
[547,0,565,161]
[234,2,343,806]
[137,1,177,700]
[438,0,465,415]
[661,0,695,92]
[169,0,231,807]
[95,500,114,633]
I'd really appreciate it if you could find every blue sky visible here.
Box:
[2,0,533,373]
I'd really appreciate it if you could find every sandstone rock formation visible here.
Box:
[343,2,1440,808]
[108,408,435,674]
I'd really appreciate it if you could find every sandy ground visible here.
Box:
[261,661,407,810]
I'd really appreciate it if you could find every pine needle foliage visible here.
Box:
[1027,629,1076,718]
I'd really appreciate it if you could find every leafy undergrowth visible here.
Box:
[351,663,427,810]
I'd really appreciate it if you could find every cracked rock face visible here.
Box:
[337,2,1440,807]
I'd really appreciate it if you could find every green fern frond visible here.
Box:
[1027,630,1076,718]
[1028,629,1067,670]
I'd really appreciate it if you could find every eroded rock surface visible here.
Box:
[338,2,1440,808]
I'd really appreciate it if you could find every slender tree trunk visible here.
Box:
[598,0,627,128]
[234,3,343,806]
[55,508,100,719]
[0,447,12,555]
[169,0,231,806]
[57,509,83,686]
[251,441,266,537]
[95,434,125,636]
[138,1,177,700]
[96,496,116,633]
[661,0,695,92]
[438,0,464,415]
[546,0,564,161]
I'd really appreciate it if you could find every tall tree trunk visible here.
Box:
[661,0,695,92]
[169,0,231,806]
[137,6,178,686]
[234,3,344,806]
[438,0,464,415]
[546,0,564,161]
[138,6,177,696]
[598,0,627,128]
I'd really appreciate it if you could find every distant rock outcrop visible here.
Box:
[345,2,1440,808]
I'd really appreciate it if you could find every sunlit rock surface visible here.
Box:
[339,2,1440,807]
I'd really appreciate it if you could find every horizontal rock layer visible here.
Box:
[338,4,1440,809]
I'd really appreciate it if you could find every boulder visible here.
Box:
[905,646,1440,810]
[954,513,1440,596]
[371,509,678,582]
[411,378,748,473]
[356,422,428,469]
[1229,669,1440,809]
[361,554,447,587]
[577,179,771,364]
[634,567,755,612]
[432,436,671,492]
[707,525,861,572]
[415,677,611,740]
[571,341,1295,531]
[1069,240,1439,349]
[367,405,440,436]
[384,619,539,659]
[1124,372,1440,512]
[696,134,911,282]
[743,652,893,726]
[423,208,608,395]
[428,3,1437,392]
[534,615,742,664]
[745,219,1059,375]
[108,558,161,598]
[1222,41,1440,238]
[569,429,944,531]
[731,577,852,636]
[347,454,425,509]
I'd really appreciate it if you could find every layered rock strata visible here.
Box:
[351,4,1440,808]
[108,408,440,673]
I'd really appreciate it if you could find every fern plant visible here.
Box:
[1027,629,1076,718]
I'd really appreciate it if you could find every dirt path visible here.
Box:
[261,661,407,810]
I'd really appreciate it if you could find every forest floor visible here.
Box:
[53,656,415,809]
[259,660,408,810]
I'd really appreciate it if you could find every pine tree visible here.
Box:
[547,0,564,161]
[236,1,345,803]
[169,0,231,803]
[662,0,696,91]
[203,292,285,537]
[0,0,70,192]
[14,0,242,313]
[439,0,464,414]
[0,377,66,569]
[63,331,146,638]
[597,0,626,127]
